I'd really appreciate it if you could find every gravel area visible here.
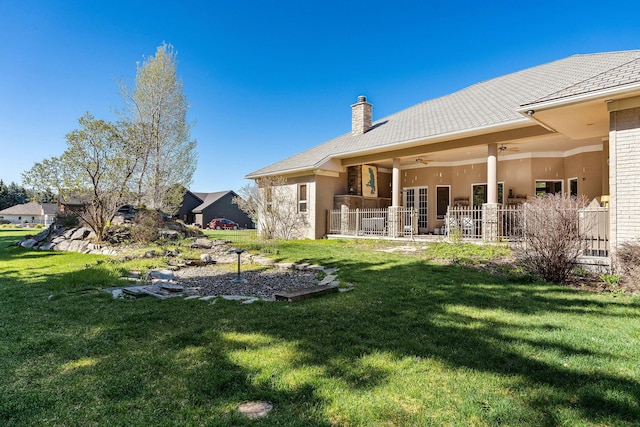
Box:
[174,265,320,300]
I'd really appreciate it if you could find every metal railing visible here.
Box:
[445,204,609,257]
[445,206,483,239]
[328,207,418,237]
[579,207,610,257]
[328,204,609,257]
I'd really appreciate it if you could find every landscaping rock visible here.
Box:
[161,229,179,240]
[192,237,213,249]
[70,227,92,240]
[148,269,175,281]
[33,228,50,242]
[158,281,184,292]
[20,239,38,248]
[200,253,212,263]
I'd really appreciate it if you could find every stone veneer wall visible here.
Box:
[609,105,640,250]
[351,96,372,135]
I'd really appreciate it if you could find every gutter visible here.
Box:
[517,82,640,113]
[246,117,534,179]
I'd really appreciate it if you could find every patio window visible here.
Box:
[568,178,578,197]
[298,184,308,213]
[535,180,562,197]
[472,183,504,206]
[436,186,450,220]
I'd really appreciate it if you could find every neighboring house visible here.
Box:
[246,49,640,255]
[176,190,254,229]
[0,202,59,226]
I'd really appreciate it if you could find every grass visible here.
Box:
[1,229,639,426]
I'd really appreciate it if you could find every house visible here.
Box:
[176,190,254,229]
[0,202,59,226]
[246,49,640,255]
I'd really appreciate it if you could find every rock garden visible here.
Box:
[14,219,343,302]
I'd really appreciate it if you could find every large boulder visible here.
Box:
[20,239,38,249]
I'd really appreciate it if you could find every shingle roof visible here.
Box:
[0,202,58,216]
[247,50,640,178]
[192,191,234,213]
[524,56,640,105]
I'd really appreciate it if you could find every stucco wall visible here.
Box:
[397,151,606,233]
[563,150,604,201]
[0,214,48,225]
[315,173,347,238]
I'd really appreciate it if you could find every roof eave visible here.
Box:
[517,83,640,113]
[245,118,534,179]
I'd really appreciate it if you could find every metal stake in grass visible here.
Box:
[229,249,247,283]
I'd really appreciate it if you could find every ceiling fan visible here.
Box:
[415,157,434,165]
[498,144,520,153]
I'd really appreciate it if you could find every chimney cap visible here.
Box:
[357,95,367,103]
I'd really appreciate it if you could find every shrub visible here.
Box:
[130,209,163,243]
[514,194,590,283]
[56,212,80,228]
[614,240,640,290]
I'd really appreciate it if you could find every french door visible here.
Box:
[404,187,428,233]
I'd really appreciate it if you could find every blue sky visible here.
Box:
[2,1,640,193]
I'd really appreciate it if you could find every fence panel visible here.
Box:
[327,207,416,237]
[446,206,483,239]
[580,207,609,257]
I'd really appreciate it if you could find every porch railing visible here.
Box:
[445,205,609,257]
[579,206,610,257]
[327,205,609,257]
[327,207,418,237]
[446,205,523,241]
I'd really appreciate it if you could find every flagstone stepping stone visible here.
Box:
[274,283,338,302]
[319,275,338,286]
[158,282,184,292]
[220,295,259,304]
[238,401,273,419]
[122,286,149,296]
[277,262,295,270]
[148,269,174,281]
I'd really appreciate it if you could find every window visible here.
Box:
[472,183,504,206]
[265,187,273,212]
[535,180,562,197]
[436,186,450,220]
[298,184,308,213]
[568,178,578,197]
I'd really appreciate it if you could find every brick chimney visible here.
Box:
[351,95,372,135]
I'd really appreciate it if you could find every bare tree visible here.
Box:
[235,176,308,240]
[515,193,591,283]
[120,43,197,214]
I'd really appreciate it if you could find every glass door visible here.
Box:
[404,187,428,233]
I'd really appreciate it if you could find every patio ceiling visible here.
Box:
[341,127,605,170]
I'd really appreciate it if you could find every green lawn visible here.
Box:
[1,229,639,426]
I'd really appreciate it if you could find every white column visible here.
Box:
[392,158,401,207]
[487,143,498,204]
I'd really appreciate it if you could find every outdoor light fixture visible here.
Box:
[229,248,247,284]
